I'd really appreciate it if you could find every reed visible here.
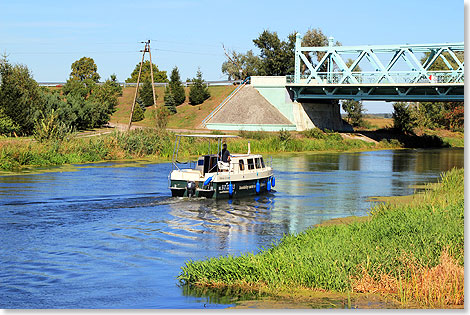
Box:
[178,168,464,308]
[0,129,399,170]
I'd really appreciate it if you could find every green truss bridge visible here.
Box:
[288,33,464,102]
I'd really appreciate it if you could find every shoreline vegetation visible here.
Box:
[178,168,464,309]
[0,128,463,172]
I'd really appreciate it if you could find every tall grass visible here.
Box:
[178,168,464,308]
[0,129,400,170]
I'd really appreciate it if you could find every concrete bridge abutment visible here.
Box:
[251,76,351,132]
[203,76,352,132]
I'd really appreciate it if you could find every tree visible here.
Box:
[442,102,464,131]
[40,90,77,129]
[131,99,145,122]
[302,28,329,49]
[412,101,444,129]
[393,102,417,134]
[189,69,210,105]
[221,50,262,80]
[422,51,464,72]
[340,60,364,128]
[301,28,329,73]
[169,66,186,105]
[346,58,361,72]
[220,28,337,79]
[108,74,123,96]
[60,72,121,130]
[253,30,297,76]
[0,58,43,135]
[70,57,100,82]
[164,85,177,114]
[415,52,464,131]
[342,100,365,127]
[126,60,168,83]
[62,78,96,98]
[139,79,156,107]
[89,75,123,118]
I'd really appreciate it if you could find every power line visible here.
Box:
[152,48,223,56]
[8,51,139,55]
[150,38,249,51]
[7,49,224,57]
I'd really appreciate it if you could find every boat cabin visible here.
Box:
[194,154,267,175]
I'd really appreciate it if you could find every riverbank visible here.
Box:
[0,128,398,171]
[178,168,464,308]
[0,127,463,171]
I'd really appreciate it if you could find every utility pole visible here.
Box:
[128,40,158,131]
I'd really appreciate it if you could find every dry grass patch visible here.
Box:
[352,249,464,308]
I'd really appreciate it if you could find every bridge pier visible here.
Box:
[293,100,353,132]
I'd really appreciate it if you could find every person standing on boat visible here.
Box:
[219,143,231,163]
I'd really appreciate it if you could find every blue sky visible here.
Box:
[0,0,464,113]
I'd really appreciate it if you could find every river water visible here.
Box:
[0,148,463,308]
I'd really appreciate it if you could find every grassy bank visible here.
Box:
[178,168,464,308]
[0,129,400,171]
[110,85,236,129]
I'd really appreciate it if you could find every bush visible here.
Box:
[393,102,417,135]
[326,132,343,141]
[33,109,71,142]
[442,103,464,131]
[155,106,170,130]
[278,129,292,142]
[301,128,326,139]
[0,109,19,136]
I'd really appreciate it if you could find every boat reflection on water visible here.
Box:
[166,193,277,255]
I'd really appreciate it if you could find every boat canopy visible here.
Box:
[172,134,239,172]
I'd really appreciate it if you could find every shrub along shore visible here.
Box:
[0,128,402,171]
[178,168,464,308]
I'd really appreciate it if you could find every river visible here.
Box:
[0,148,463,308]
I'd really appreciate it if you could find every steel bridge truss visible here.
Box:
[288,33,464,102]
